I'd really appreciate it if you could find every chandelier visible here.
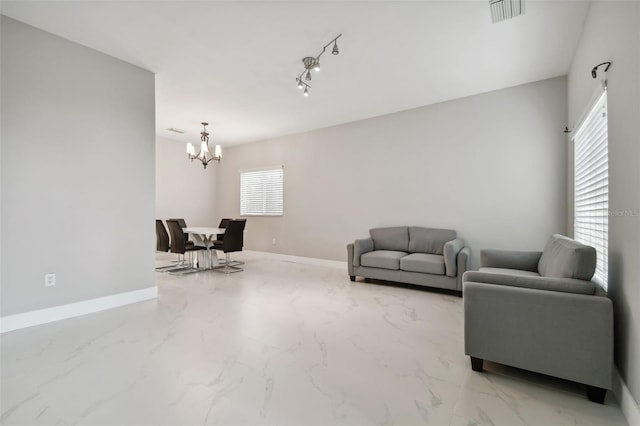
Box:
[186,122,221,169]
[296,34,342,97]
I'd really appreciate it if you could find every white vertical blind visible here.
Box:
[573,90,608,289]
[240,167,283,216]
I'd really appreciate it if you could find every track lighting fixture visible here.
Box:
[186,122,221,169]
[295,34,342,97]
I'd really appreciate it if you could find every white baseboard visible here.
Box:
[613,367,640,426]
[244,250,347,269]
[0,286,157,334]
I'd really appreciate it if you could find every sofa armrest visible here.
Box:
[463,281,613,389]
[353,238,374,267]
[456,247,470,291]
[480,249,542,272]
[347,243,355,276]
[443,238,465,277]
[463,271,595,295]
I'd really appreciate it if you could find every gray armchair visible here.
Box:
[463,234,613,403]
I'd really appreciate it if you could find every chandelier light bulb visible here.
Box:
[305,70,312,81]
[314,61,320,72]
[332,41,339,55]
[297,79,303,89]
[303,87,309,97]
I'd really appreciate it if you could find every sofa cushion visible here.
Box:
[538,234,596,280]
[479,267,541,277]
[400,253,445,275]
[408,227,457,255]
[361,250,408,270]
[370,227,409,252]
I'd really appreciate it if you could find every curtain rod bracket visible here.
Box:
[591,62,612,79]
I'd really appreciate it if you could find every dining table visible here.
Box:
[183,227,225,270]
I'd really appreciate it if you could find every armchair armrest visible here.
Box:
[455,247,470,291]
[463,271,595,295]
[443,238,465,277]
[347,243,355,276]
[480,249,542,272]
[353,238,374,267]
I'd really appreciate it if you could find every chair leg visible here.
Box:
[586,385,606,404]
[470,356,484,372]
[155,253,184,271]
[215,253,243,274]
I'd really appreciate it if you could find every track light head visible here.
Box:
[314,61,320,72]
[303,87,309,97]
[297,79,304,89]
[305,70,312,81]
[332,40,339,55]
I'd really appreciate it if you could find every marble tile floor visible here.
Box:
[1,252,628,426]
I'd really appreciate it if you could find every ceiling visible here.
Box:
[1,1,590,147]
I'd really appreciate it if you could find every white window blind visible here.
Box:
[240,167,283,216]
[573,90,608,289]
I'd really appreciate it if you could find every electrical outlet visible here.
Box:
[44,273,56,287]
[272,238,276,245]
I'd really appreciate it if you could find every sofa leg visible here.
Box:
[586,385,606,404]
[350,275,355,282]
[470,356,484,372]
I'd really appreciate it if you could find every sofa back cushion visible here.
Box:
[538,234,596,280]
[408,227,457,255]
[370,227,409,252]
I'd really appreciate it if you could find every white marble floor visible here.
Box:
[1,252,628,426]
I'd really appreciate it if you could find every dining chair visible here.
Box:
[166,219,204,274]
[156,219,170,252]
[155,220,181,271]
[213,219,245,273]
[168,218,194,245]
[226,219,246,266]
[214,218,232,244]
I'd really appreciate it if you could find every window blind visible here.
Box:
[573,90,608,289]
[240,167,283,216]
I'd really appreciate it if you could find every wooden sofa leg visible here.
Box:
[350,275,355,282]
[586,385,606,404]
[470,356,484,372]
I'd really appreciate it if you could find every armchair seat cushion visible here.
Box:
[465,271,596,295]
[361,250,408,270]
[479,267,540,277]
[400,253,445,275]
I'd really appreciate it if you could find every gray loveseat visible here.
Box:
[347,226,470,293]
[463,234,613,403]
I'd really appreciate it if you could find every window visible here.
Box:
[240,167,283,216]
[573,90,608,289]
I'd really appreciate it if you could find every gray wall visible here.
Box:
[1,17,156,316]
[216,77,568,267]
[568,1,640,406]
[156,136,217,227]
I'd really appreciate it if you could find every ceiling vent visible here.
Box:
[489,0,524,23]
[167,127,186,134]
